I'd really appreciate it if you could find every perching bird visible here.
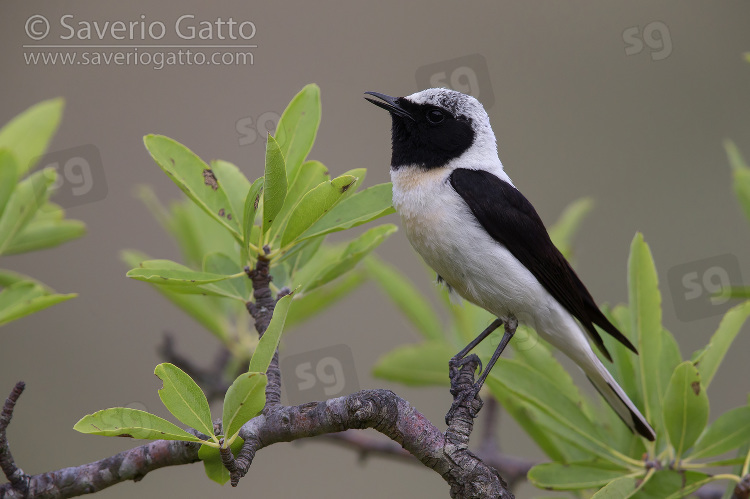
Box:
[365,88,655,441]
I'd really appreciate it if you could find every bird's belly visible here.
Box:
[391,168,551,324]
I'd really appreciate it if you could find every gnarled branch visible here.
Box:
[1,257,514,499]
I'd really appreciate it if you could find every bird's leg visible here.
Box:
[446,318,504,424]
[445,317,518,423]
[449,318,504,378]
[475,316,517,392]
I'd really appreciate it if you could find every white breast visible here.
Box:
[390,165,555,328]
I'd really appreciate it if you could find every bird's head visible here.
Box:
[365,88,499,171]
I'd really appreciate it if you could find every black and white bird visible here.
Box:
[365,88,655,441]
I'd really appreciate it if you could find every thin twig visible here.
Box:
[0,382,28,495]
[158,334,236,401]
[245,253,282,407]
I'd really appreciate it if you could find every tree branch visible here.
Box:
[0,382,28,496]
[1,257,515,499]
[224,354,513,498]
[733,474,750,499]
[0,382,201,499]
[245,253,283,407]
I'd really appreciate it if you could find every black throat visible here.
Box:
[389,100,475,170]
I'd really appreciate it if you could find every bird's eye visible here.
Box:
[426,109,445,124]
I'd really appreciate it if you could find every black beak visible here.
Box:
[364,91,415,121]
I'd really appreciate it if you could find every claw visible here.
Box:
[446,353,484,425]
[449,354,482,379]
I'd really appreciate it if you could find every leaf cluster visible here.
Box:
[0,99,85,327]
[77,84,395,484]
[370,197,750,498]
[122,84,395,357]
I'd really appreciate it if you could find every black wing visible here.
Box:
[449,168,637,361]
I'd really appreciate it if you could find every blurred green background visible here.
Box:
[1,2,750,498]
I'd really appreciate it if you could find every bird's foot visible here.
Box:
[446,354,483,425]
[449,354,482,380]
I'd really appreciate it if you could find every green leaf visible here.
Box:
[663,475,726,499]
[74,408,201,442]
[0,280,76,327]
[275,84,321,182]
[268,160,330,241]
[688,406,750,460]
[373,342,454,386]
[723,286,750,299]
[629,233,669,438]
[203,252,246,300]
[154,363,214,439]
[285,271,365,329]
[243,176,264,248]
[663,361,709,459]
[0,168,55,255]
[135,187,239,269]
[262,135,287,234]
[280,175,357,247]
[548,197,594,260]
[527,461,629,490]
[298,183,395,242]
[365,255,443,341]
[495,394,577,462]
[695,301,750,391]
[636,470,710,499]
[222,372,267,440]
[143,135,240,237]
[511,330,589,411]
[485,328,594,463]
[127,259,240,285]
[304,224,397,292]
[0,150,19,217]
[590,476,640,498]
[3,218,85,254]
[199,438,244,485]
[0,98,64,176]
[162,282,245,301]
[337,168,368,201]
[486,360,623,465]
[0,269,49,289]
[725,140,750,224]
[279,233,324,272]
[121,250,230,341]
[521,404,618,463]
[211,160,251,229]
[248,293,294,373]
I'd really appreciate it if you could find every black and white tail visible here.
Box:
[584,357,656,441]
